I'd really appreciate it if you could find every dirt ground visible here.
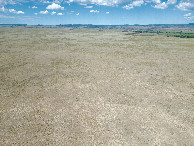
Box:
[0,28,194,145]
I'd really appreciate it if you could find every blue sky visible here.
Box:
[0,0,194,25]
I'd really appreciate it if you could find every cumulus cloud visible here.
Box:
[76,12,80,15]
[144,0,160,3]
[0,0,25,6]
[51,11,56,15]
[106,11,109,14]
[79,3,87,5]
[0,7,24,14]
[57,12,63,15]
[90,9,99,13]
[0,0,117,8]
[46,3,64,10]
[40,10,49,14]
[34,13,38,15]
[167,0,177,5]
[1,0,193,13]
[184,15,194,20]
[184,12,192,16]
[122,0,177,10]
[154,2,168,9]
[40,0,51,4]
[67,0,165,7]
[187,16,194,20]
[154,0,177,9]
[16,11,24,14]
[32,6,37,8]
[53,0,64,3]
[123,0,144,10]
[176,0,194,11]
[0,6,6,12]
[85,5,93,8]
[67,0,129,6]
[9,9,16,13]
[8,8,24,14]
[184,12,194,20]
[123,5,133,10]
[132,0,144,6]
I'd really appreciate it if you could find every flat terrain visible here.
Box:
[0,28,194,145]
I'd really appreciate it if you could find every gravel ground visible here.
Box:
[0,28,194,145]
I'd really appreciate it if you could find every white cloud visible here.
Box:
[132,0,144,6]
[57,12,63,15]
[1,0,192,14]
[51,11,56,15]
[85,5,93,8]
[123,5,133,10]
[76,12,79,15]
[0,0,26,6]
[34,13,38,15]
[176,0,194,11]
[106,11,109,14]
[40,10,49,14]
[40,0,51,4]
[32,6,37,9]
[149,0,161,4]
[67,0,129,6]
[46,3,64,10]
[184,12,194,20]
[184,15,194,20]
[154,2,168,9]
[68,0,161,7]
[153,0,177,9]
[184,12,192,16]
[123,0,144,10]
[8,8,24,14]
[0,6,6,12]
[90,9,99,13]
[53,0,63,3]
[16,10,24,14]
[0,7,24,14]
[67,0,178,10]
[9,9,16,13]
[185,16,194,20]
[167,0,177,5]
[79,3,87,6]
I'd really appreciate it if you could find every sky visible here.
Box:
[0,0,194,25]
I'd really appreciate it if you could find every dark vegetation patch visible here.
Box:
[141,31,194,38]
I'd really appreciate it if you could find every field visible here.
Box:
[0,27,194,145]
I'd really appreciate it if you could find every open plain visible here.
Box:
[0,28,194,145]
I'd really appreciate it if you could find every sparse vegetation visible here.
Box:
[0,27,194,145]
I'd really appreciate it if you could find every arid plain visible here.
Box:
[0,28,194,145]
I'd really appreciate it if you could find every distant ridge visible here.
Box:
[0,23,194,26]
[0,24,27,26]
[0,23,194,28]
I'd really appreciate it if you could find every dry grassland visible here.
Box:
[0,28,194,145]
